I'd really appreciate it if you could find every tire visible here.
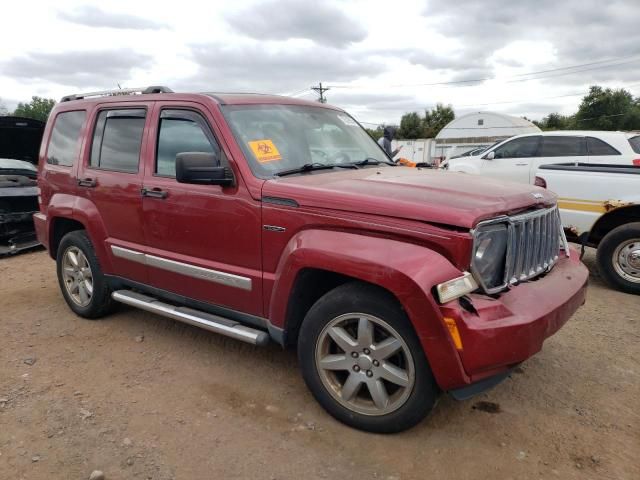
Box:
[56,230,115,318]
[596,222,640,295]
[297,282,438,433]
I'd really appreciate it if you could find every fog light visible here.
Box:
[444,317,463,350]
[436,272,478,303]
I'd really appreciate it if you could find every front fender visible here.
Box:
[449,161,480,175]
[269,229,471,388]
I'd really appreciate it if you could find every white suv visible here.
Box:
[444,131,640,184]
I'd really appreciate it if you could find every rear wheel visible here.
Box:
[596,222,640,295]
[56,230,115,318]
[298,282,438,433]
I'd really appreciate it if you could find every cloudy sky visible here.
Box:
[1,0,639,125]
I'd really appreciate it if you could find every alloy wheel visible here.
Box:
[315,313,415,416]
[62,246,94,306]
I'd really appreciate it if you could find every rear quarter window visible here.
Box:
[586,137,620,155]
[629,136,640,154]
[46,110,86,166]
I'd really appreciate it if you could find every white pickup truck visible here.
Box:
[536,163,640,294]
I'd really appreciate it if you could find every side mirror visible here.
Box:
[484,151,495,160]
[176,152,234,186]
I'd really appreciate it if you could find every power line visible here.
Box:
[325,55,640,90]
[354,82,640,126]
[283,87,312,97]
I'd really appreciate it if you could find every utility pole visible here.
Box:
[311,82,330,104]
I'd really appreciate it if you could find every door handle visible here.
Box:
[515,163,528,166]
[141,187,168,199]
[77,177,97,187]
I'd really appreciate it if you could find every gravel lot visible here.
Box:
[1,248,638,480]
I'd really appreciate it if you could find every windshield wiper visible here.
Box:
[351,157,397,167]
[274,163,356,177]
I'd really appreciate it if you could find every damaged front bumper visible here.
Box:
[0,184,40,255]
[0,210,40,254]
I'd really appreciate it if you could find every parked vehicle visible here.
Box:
[0,117,46,254]
[35,86,588,433]
[0,159,39,254]
[444,131,640,184]
[536,163,640,294]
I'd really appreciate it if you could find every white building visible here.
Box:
[434,111,541,161]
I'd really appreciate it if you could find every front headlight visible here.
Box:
[471,223,508,291]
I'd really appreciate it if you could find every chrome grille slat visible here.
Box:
[533,216,541,274]
[541,213,548,269]
[516,222,526,280]
[472,205,565,294]
[525,220,534,278]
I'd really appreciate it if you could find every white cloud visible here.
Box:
[0,0,639,123]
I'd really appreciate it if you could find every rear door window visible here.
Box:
[586,137,620,156]
[90,109,145,173]
[492,136,540,159]
[540,136,586,157]
[156,110,219,177]
[46,111,86,166]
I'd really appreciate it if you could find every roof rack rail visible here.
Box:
[60,85,174,102]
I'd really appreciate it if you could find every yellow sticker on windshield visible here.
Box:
[248,139,282,163]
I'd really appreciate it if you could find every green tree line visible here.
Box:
[0,96,57,122]
[534,86,640,131]
[365,103,455,140]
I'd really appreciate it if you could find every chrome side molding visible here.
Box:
[110,245,252,291]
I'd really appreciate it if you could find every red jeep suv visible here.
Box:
[34,86,588,432]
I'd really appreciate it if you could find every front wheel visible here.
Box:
[298,283,438,433]
[596,222,640,295]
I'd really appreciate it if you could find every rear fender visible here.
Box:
[70,197,113,272]
[269,229,471,388]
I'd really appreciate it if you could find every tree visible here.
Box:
[533,112,574,131]
[397,112,423,139]
[13,96,56,122]
[365,126,385,140]
[573,86,639,130]
[0,98,7,116]
[423,103,454,138]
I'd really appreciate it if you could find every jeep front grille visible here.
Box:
[507,206,566,285]
[473,206,569,293]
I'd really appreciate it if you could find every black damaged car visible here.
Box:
[0,158,39,254]
[0,115,45,255]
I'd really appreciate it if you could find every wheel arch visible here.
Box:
[49,217,86,260]
[282,268,404,348]
[588,205,640,247]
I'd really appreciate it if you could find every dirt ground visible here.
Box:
[0,248,638,480]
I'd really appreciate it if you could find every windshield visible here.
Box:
[221,105,389,178]
[0,158,37,171]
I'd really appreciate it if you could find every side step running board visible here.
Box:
[111,290,270,346]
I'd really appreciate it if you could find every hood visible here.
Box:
[0,116,45,165]
[262,167,556,229]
